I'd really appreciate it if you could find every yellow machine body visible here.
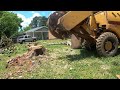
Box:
[107,11,120,23]
[58,11,120,39]
[95,11,120,38]
[94,11,107,26]
[58,11,93,31]
[47,11,120,56]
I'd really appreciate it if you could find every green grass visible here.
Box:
[0,43,28,78]
[0,39,120,79]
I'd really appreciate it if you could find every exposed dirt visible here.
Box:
[5,43,47,79]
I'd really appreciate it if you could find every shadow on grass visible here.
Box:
[116,48,120,56]
[58,47,120,62]
[67,48,120,61]
[58,49,98,61]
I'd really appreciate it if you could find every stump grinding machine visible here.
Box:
[47,11,120,57]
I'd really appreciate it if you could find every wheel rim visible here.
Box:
[104,40,116,53]
[104,41,113,51]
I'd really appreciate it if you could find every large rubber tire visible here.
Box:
[96,32,119,57]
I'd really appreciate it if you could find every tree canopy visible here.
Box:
[23,26,31,32]
[29,16,48,29]
[0,11,23,38]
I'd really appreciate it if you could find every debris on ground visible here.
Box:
[6,43,46,68]
[48,40,71,46]
[66,41,71,46]
[0,33,15,54]
[5,43,46,78]
[0,49,3,54]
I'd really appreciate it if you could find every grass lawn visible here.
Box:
[0,39,120,79]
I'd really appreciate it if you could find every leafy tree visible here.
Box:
[0,11,23,38]
[40,16,48,26]
[30,16,40,28]
[23,26,31,32]
[30,16,48,28]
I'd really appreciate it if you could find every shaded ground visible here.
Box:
[0,39,120,79]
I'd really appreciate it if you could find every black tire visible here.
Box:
[20,40,25,44]
[96,32,119,57]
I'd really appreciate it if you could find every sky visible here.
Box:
[11,11,54,28]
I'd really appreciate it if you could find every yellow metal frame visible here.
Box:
[58,11,93,31]
[50,11,120,41]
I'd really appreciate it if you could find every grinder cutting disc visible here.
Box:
[47,11,70,39]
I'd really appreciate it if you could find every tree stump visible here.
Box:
[6,44,46,68]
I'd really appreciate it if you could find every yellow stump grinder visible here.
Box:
[47,11,120,57]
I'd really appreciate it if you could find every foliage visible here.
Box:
[0,11,23,38]
[23,26,31,32]
[21,16,48,34]
[29,16,48,28]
